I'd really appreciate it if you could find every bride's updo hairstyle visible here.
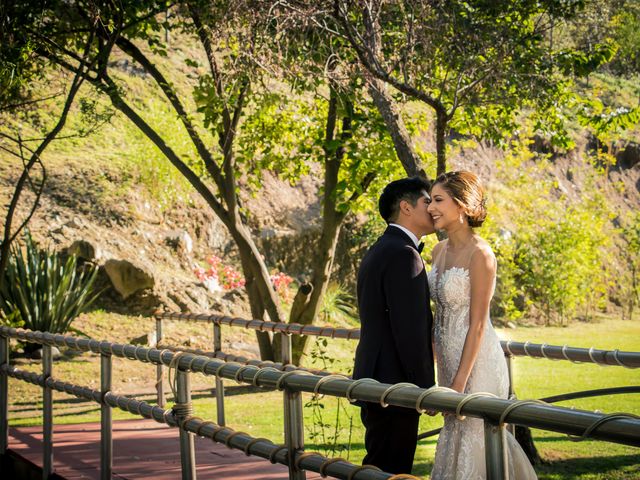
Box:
[432,171,487,227]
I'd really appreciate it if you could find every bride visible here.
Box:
[426,171,537,480]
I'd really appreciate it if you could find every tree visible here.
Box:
[0,3,114,292]
[4,0,404,362]
[253,7,410,360]
[331,0,593,175]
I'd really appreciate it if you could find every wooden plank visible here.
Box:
[9,419,321,479]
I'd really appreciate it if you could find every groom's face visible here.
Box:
[403,190,435,237]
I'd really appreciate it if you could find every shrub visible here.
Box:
[482,136,613,325]
[0,232,100,336]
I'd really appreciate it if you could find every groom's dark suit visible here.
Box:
[354,226,435,474]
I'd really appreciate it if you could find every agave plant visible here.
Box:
[0,232,100,335]
[319,283,358,328]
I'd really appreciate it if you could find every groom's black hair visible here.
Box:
[379,176,431,224]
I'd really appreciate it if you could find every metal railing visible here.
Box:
[154,312,640,434]
[2,326,639,480]
[155,311,640,368]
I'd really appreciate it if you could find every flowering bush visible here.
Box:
[194,254,294,301]
[194,255,245,292]
[270,271,294,302]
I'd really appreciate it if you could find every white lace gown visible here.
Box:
[427,241,537,480]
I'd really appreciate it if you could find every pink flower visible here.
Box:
[195,254,245,291]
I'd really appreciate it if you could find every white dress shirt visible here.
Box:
[389,223,421,248]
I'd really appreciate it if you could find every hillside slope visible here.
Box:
[1,59,639,321]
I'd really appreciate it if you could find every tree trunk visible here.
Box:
[291,212,344,365]
[367,76,426,179]
[515,426,541,465]
[1,42,94,288]
[229,215,287,361]
[98,74,284,360]
[290,88,349,364]
[435,109,448,176]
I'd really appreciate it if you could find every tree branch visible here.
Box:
[114,35,225,187]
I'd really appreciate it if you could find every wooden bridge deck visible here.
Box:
[8,418,322,479]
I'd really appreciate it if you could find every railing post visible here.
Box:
[0,335,8,455]
[100,352,112,480]
[176,369,196,480]
[42,344,53,479]
[505,353,516,435]
[156,315,165,407]
[281,333,305,480]
[213,322,225,426]
[484,420,508,480]
[505,353,514,399]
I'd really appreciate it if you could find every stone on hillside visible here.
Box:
[66,217,84,229]
[30,346,62,360]
[617,142,640,169]
[66,240,101,261]
[530,134,554,155]
[164,230,193,254]
[130,331,157,347]
[104,259,155,299]
[506,322,517,329]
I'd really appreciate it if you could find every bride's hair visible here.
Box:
[432,171,487,227]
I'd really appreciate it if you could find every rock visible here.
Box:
[616,142,640,169]
[530,134,554,155]
[506,321,517,329]
[104,259,155,299]
[30,346,62,360]
[66,217,84,229]
[66,240,101,261]
[130,331,157,347]
[164,230,193,254]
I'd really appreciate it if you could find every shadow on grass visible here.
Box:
[537,454,640,479]
[10,385,264,422]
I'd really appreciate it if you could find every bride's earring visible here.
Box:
[459,214,465,224]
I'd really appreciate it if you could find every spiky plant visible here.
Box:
[0,232,100,336]
[319,283,358,328]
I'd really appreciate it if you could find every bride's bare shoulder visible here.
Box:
[470,237,496,266]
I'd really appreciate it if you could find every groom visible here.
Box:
[353,176,436,474]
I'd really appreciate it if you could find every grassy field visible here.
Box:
[5,313,639,479]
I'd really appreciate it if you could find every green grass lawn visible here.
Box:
[6,314,640,479]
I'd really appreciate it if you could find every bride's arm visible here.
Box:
[450,245,496,393]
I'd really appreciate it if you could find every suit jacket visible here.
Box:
[353,226,435,389]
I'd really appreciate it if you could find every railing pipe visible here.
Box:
[281,333,305,480]
[155,316,165,407]
[155,344,332,377]
[157,312,640,368]
[3,327,640,448]
[100,351,112,480]
[157,312,360,340]
[0,335,8,454]
[176,369,196,480]
[42,344,53,479]
[500,340,640,368]
[213,322,225,426]
[484,420,508,480]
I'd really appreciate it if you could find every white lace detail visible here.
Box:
[428,251,537,480]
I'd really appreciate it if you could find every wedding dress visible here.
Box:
[427,238,537,480]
